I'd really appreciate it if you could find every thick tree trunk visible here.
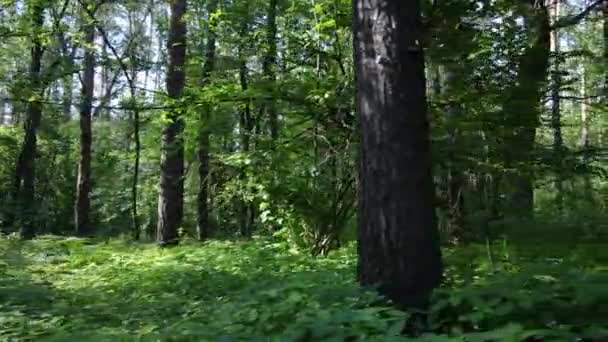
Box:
[157,0,187,246]
[75,18,95,237]
[502,2,550,219]
[551,0,564,213]
[13,3,45,239]
[354,0,443,315]
[196,0,217,241]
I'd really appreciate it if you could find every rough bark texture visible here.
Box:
[157,0,187,246]
[354,0,443,311]
[196,0,217,241]
[502,1,550,218]
[14,3,45,239]
[75,19,95,237]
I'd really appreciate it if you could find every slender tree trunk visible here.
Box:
[196,0,217,241]
[264,0,278,142]
[62,60,75,119]
[127,11,142,241]
[580,67,590,160]
[579,65,593,198]
[197,131,210,240]
[132,102,141,240]
[0,97,7,125]
[75,16,95,237]
[157,0,187,246]
[442,65,465,243]
[13,3,45,239]
[604,2,608,99]
[354,0,443,319]
[238,57,253,237]
[551,0,564,213]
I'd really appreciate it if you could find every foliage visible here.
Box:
[1,236,607,340]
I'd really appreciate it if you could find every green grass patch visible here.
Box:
[1,236,607,341]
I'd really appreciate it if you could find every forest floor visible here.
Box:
[1,235,607,341]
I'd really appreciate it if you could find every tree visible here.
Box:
[196,0,217,241]
[75,2,96,236]
[501,1,550,218]
[551,0,564,213]
[264,0,278,142]
[354,0,443,315]
[13,1,46,239]
[157,0,187,246]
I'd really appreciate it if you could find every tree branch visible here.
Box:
[551,0,604,29]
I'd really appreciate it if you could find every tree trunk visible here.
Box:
[62,61,75,120]
[580,65,592,197]
[157,0,187,246]
[604,2,608,100]
[75,16,95,237]
[0,97,7,125]
[238,57,254,237]
[354,0,443,316]
[13,3,45,239]
[196,0,217,241]
[579,66,590,154]
[551,0,564,213]
[264,0,278,142]
[502,2,550,219]
[442,65,466,243]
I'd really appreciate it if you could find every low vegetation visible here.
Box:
[1,232,607,341]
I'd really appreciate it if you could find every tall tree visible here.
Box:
[13,2,45,239]
[604,1,608,100]
[440,62,466,242]
[264,0,278,142]
[157,0,187,246]
[551,0,564,212]
[354,0,443,316]
[75,4,95,236]
[501,1,550,218]
[196,0,217,241]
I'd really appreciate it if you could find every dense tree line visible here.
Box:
[0,0,607,328]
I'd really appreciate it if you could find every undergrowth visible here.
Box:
[0,236,607,341]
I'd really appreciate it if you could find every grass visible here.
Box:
[1,235,607,341]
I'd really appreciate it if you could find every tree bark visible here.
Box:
[604,2,608,101]
[13,3,45,239]
[580,67,590,159]
[551,0,564,213]
[196,0,217,241]
[502,1,550,219]
[157,0,187,246]
[442,64,466,243]
[75,14,95,237]
[354,0,443,314]
[264,0,278,142]
[238,57,254,237]
[0,97,7,125]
